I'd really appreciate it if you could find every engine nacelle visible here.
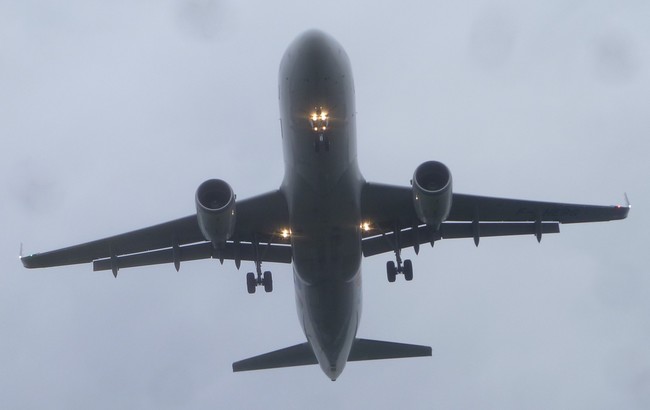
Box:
[412,161,453,228]
[195,179,236,244]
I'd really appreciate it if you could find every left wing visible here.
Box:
[21,190,291,275]
[360,182,629,257]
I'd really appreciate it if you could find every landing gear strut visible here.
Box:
[314,133,330,153]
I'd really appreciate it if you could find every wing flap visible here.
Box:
[362,222,559,257]
[92,241,292,272]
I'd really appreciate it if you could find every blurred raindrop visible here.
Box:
[468,7,517,70]
[10,161,64,214]
[592,32,638,83]
[175,0,222,40]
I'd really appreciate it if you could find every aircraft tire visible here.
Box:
[386,261,397,283]
[263,271,273,293]
[403,259,413,281]
[246,272,256,294]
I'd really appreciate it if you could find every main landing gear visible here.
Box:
[246,270,273,294]
[386,257,413,283]
[386,226,414,283]
[246,236,273,294]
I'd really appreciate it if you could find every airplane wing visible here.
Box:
[360,182,630,257]
[21,190,291,275]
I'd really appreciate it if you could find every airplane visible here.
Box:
[20,30,629,381]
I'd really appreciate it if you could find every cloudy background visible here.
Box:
[1,1,648,408]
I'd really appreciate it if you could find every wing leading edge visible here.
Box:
[21,190,291,274]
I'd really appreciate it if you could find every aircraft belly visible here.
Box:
[288,169,363,283]
[294,266,362,379]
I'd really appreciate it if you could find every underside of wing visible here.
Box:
[449,193,630,223]
[21,189,291,273]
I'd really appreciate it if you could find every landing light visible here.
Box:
[309,108,329,133]
[360,222,372,232]
[281,228,292,239]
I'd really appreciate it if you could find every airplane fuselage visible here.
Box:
[279,30,364,380]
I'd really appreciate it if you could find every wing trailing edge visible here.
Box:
[362,222,560,257]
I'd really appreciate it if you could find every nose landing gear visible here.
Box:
[314,133,330,153]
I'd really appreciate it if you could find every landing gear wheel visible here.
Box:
[263,271,273,293]
[386,261,397,283]
[246,272,256,294]
[403,259,413,281]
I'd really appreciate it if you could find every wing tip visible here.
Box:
[614,193,631,220]
[20,254,35,269]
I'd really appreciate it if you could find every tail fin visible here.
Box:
[348,338,432,362]
[232,343,317,372]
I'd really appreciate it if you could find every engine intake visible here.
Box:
[412,161,453,228]
[195,179,236,244]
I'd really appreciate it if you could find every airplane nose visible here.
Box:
[293,29,334,52]
[289,29,340,64]
[278,29,354,111]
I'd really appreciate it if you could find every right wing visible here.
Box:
[360,182,629,257]
[21,190,291,275]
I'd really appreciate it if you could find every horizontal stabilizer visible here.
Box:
[232,343,317,372]
[348,338,432,362]
[232,339,431,373]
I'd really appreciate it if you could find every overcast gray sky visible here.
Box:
[2,1,649,409]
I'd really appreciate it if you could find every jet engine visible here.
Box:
[412,161,453,229]
[195,179,236,244]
